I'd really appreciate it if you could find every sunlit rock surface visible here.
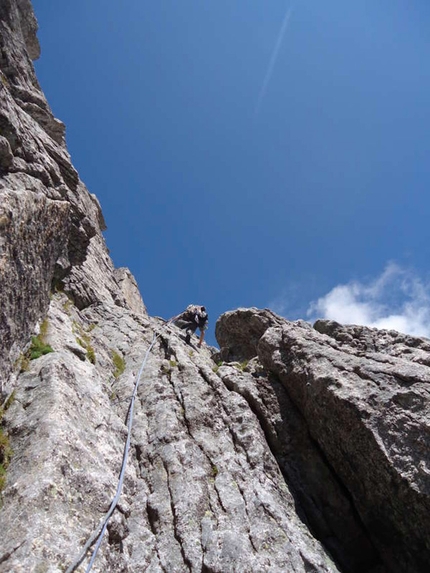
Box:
[0,2,429,572]
[0,0,137,385]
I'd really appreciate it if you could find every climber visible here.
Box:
[173,304,208,347]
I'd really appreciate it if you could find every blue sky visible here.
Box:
[32,0,430,344]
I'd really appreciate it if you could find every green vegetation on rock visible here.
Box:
[73,321,96,364]
[0,431,12,491]
[112,350,125,379]
[0,393,14,492]
[26,319,54,362]
[29,335,54,360]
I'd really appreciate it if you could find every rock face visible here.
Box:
[0,0,136,387]
[270,320,430,573]
[1,295,342,573]
[0,2,429,572]
[218,311,430,573]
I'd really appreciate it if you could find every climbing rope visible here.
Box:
[66,330,161,573]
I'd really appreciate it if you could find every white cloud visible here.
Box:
[307,263,430,338]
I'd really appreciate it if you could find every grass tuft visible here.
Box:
[75,329,96,365]
[26,318,54,362]
[0,409,13,493]
[112,350,125,379]
[29,335,53,360]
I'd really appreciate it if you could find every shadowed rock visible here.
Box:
[0,0,138,382]
[1,2,428,572]
[217,308,430,573]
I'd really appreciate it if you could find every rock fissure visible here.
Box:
[233,478,259,553]
[1,5,429,571]
[161,458,193,572]
[196,366,246,459]
[0,540,24,565]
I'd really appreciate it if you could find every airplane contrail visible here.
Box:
[255,3,294,116]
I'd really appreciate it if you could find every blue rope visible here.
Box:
[66,332,159,573]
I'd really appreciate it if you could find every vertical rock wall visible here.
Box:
[0,0,141,387]
[0,3,338,571]
[1,3,429,572]
[0,295,340,573]
[217,309,430,573]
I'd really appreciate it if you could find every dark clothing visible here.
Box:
[174,318,200,335]
[175,305,208,332]
[174,305,208,344]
